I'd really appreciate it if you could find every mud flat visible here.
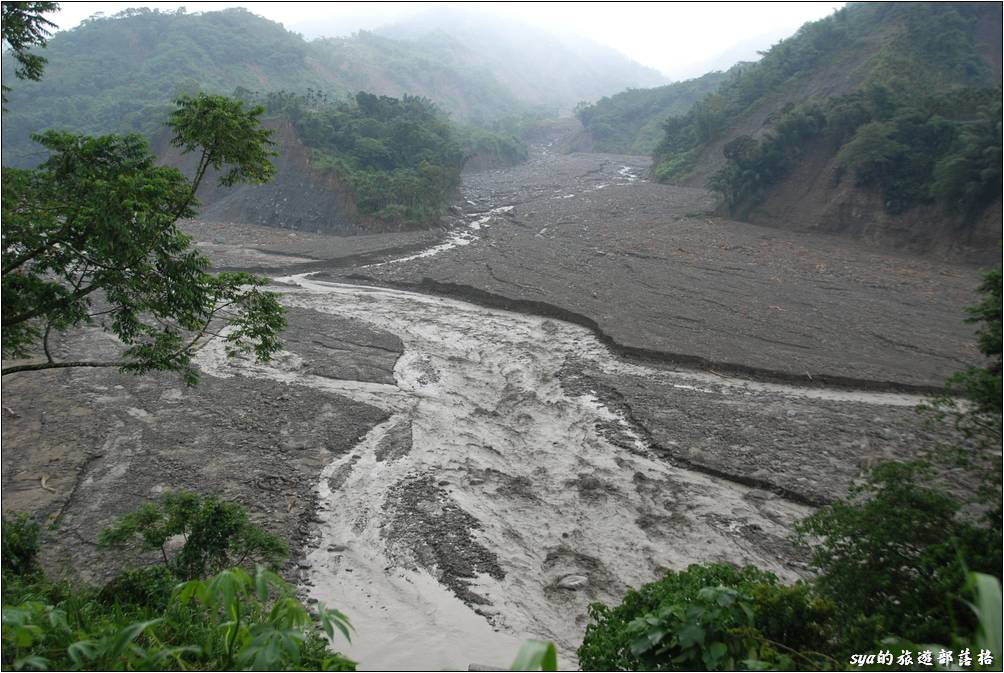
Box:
[0,311,398,584]
[341,148,986,389]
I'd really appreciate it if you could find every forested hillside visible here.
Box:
[261,90,465,225]
[1,8,329,166]
[1,5,665,166]
[0,6,531,230]
[572,69,730,154]
[651,2,1002,260]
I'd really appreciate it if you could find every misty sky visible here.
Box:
[48,1,845,80]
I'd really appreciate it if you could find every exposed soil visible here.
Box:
[1,313,398,584]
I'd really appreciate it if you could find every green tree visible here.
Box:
[98,491,288,580]
[1,1,58,104]
[1,93,286,383]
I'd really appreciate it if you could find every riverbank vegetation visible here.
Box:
[2,497,357,671]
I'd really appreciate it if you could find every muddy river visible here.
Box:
[196,273,924,671]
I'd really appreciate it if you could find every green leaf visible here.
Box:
[971,572,1003,661]
[67,640,98,665]
[510,639,558,671]
[13,655,49,671]
[677,622,705,648]
[104,619,162,663]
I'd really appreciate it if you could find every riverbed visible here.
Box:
[196,276,932,670]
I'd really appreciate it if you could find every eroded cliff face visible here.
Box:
[747,139,1002,265]
[159,119,426,236]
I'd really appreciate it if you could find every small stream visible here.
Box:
[196,276,925,670]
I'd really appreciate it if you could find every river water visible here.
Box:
[196,274,925,670]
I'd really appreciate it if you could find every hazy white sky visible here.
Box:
[49,2,845,80]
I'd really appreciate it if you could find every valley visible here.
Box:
[2,3,999,670]
[4,136,982,670]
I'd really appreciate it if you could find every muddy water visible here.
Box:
[195,277,927,670]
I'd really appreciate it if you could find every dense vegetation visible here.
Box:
[579,271,1004,670]
[0,7,332,166]
[708,84,1002,219]
[1,496,357,671]
[1,5,663,167]
[575,70,729,155]
[652,2,1002,222]
[258,90,469,224]
[1,6,535,228]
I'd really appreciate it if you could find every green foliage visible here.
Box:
[173,567,353,670]
[653,149,699,183]
[0,7,546,166]
[97,566,179,611]
[951,268,1003,417]
[1,514,41,576]
[2,565,355,671]
[706,84,1001,218]
[98,491,287,580]
[969,573,1002,663]
[653,3,1001,223]
[0,7,333,165]
[707,103,826,215]
[578,564,833,671]
[0,1,58,104]
[510,639,558,671]
[576,71,728,155]
[455,124,528,169]
[931,100,1003,220]
[922,267,1003,447]
[1,93,286,382]
[261,89,466,225]
[169,93,277,187]
[3,497,351,671]
[796,460,1002,653]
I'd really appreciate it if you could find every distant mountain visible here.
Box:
[1,8,329,166]
[571,69,732,155]
[1,6,666,166]
[376,7,668,115]
[651,2,1002,261]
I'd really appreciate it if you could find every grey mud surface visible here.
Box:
[2,140,986,671]
[344,149,984,389]
[1,316,397,584]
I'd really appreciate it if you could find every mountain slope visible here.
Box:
[1,8,333,166]
[2,6,666,167]
[571,69,731,154]
[651,2,1002,261]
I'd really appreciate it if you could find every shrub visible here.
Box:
[1,513,41,576]
[97,565,178,610]
[577,564,834,671]
[2,565,355,671]
[97,491,287,579]
[797,460,1002,654]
